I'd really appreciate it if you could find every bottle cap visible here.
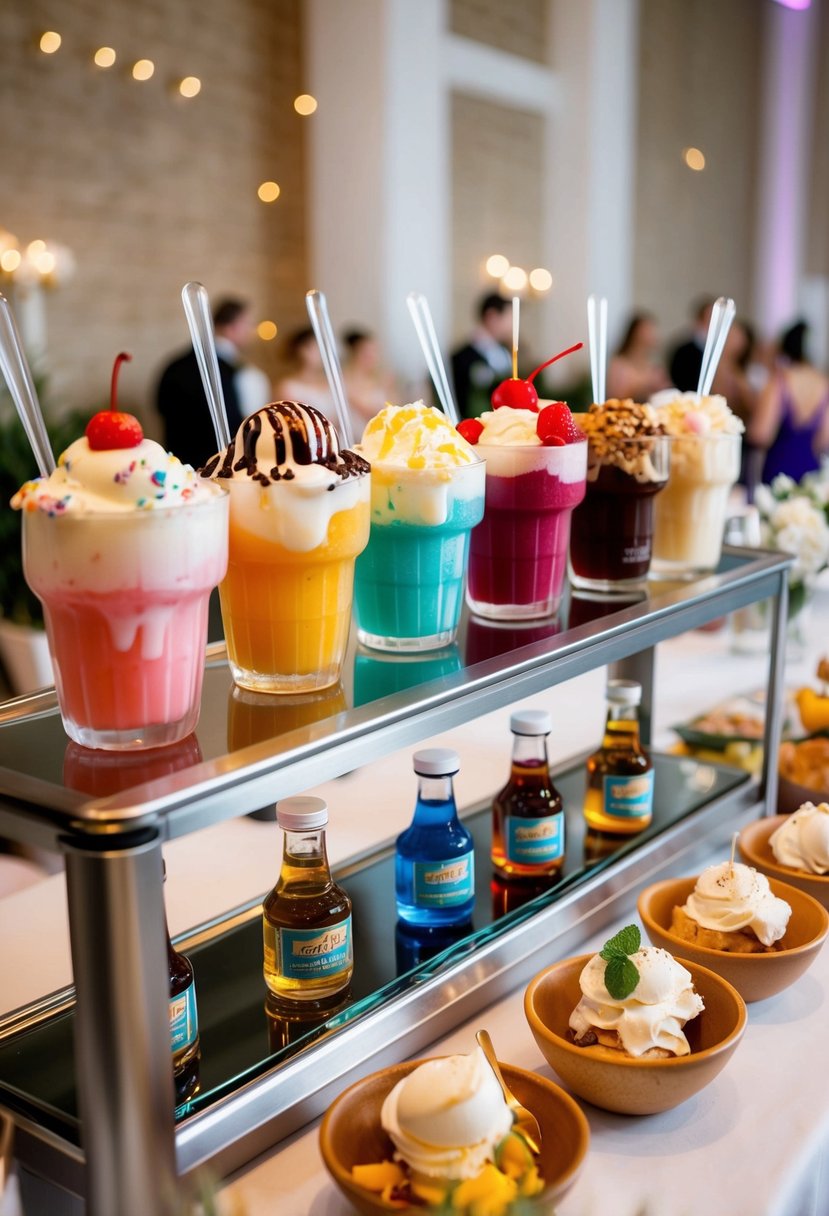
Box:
[413,748,460,777]
[510,708,552,736]
[607,679,642,706]
[276,795,329,831]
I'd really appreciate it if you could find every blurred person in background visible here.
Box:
[342,328,398,435]
[712,319,761,494]
[606,311,669,401]
[751,320,829,484]
[451,293,513,418]
[274,327,335,415]
[668,296,714,392]
[156,297,270,469]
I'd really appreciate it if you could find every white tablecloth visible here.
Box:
[222,895,829,1216]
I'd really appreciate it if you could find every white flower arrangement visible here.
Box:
[755,472,829,589]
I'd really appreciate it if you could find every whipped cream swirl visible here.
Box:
[682,862,791,947]
[357,402,479,469]
[569,946,704,1057]
[12,437,218,515]
[380,1048,513,1181]
[770,803,829,875]
[202,401,369,487]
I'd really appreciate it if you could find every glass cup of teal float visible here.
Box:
[354,459,486,651]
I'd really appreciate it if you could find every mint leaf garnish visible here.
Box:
[604,955,640,1000]
[599,923,641,961]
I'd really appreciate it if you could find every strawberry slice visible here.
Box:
[536,401,584,445]
[86,410,144,450]
[456,418,484,445]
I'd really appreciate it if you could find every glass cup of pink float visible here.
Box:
[463,345,587,621]
[13,356,228,750]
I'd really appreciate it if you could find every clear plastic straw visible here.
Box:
[587,296,599,404]
[512,295,519,380]
[0,293,55,477]
[698,297,736,397]
[406,293,459,425]
[305,289,354,448]
[181,282,231,451]
[598,296,608,404]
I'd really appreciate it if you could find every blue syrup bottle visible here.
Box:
[395,749,475,927]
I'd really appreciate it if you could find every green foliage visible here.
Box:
[0,401,91,624]
[600,923,642,999]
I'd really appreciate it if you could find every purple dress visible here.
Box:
[762,382,829,483]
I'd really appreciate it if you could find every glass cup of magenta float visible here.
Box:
[650,391,743,578]
[12,355,228,750]
[463,345,588,620]
[352,402,484,651]
[201,401,370,693]
[568,399,670,592]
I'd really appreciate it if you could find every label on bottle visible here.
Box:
[602,770,654,819]
[413,854,475,907]
[506,813,564,864]
[169,981,198,1053]
[278,917,353,981]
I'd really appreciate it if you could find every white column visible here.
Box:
[753,0,820,337]
[306,0,447,388]
[546,0,639,373]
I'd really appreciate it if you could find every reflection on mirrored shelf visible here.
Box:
[490,874,563,920]
[395,919,473,975]
[353,645,462,706]
[0,753,750,1143]
[62,735,203,797]
[265,990,351,1053]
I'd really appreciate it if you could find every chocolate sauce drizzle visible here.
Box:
[198,401,369,483]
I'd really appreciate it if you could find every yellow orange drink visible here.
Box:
[202,402,370,693]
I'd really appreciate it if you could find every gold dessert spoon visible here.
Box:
[475,1028,542,1155]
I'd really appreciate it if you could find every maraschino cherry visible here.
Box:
[85,353,144,450]
[491,341,584,412]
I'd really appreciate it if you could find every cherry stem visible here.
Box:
[110,351,132,411]
[527,341,584,384]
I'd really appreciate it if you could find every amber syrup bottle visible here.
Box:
[263,796,353,1005]
[492,709,565,880]
[584,679,653,834]
[163,867,200,1082]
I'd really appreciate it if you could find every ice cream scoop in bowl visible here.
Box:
[638,871,829,1003]
[524,949,746,1115]
[319,1047,588,1214]
[739,812,829,909]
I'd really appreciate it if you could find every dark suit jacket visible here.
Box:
[451,343,504,419]
[668,340,704,394]
[156,349,243,469]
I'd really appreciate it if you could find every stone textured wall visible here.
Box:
[0,0,308,433]
[633,0,762,341]
[449,0,549,65]
[450,92,546,356]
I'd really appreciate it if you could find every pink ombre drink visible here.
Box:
[14,432,227,750]
[466,406,587,620]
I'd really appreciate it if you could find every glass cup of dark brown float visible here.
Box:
[569,434,670,592]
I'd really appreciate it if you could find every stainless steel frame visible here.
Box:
[0,547,792,1213]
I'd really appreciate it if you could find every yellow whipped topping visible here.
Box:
[358,402,478,470]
